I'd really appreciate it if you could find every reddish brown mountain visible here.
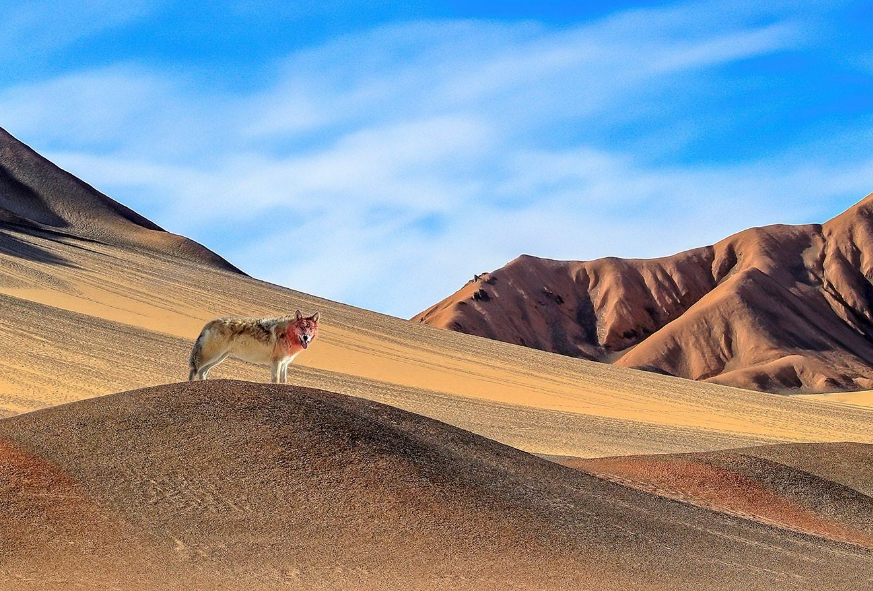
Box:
[414,195,873,393]
[0,126,240,272]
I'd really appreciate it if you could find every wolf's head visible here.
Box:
[290,310,320,349]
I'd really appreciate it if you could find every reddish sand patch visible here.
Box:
[0,437,125,566]
[561,451,873,548]
[0,438,89,530]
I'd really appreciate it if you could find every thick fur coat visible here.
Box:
[188,310,319,383]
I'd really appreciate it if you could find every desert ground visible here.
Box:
[3,223,873,588]
[3,225,873,459]
[3,127,873,588]
[2,380,872,590]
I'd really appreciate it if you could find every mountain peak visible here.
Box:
[0,126,240,273]
[414,194,873,393]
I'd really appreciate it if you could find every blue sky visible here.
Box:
[1,0,872,318]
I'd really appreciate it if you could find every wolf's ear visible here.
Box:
[310,311,320,322]
[295,310,303,321]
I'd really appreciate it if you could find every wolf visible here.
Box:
[188,310,320,383]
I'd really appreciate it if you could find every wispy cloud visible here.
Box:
[0,1,153,70]
[0,0,869,317]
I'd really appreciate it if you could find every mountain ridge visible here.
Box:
[415,194,873,392]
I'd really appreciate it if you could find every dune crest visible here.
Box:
[2,380,871,590]
[0,126,239,272]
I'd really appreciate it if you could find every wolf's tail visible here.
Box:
[188,329,206,381]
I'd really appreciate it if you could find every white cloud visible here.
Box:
[0,0,869,318]
[0,1,153,66]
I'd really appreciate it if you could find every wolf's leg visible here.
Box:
[280,360,289,384]
[188,333,206,381]
[270,359,281,383]
[197,352,229,380]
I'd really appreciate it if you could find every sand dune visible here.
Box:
[0,126,238,272]
[3,131,873,589]
[4,225,873,459]
[557,442,873,549]
[801,390,873,408]
[4,132,873,460]
[415,195,873,393]
[2,380,872,590]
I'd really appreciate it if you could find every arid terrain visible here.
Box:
[6,220,873,458]
[3,381,872,590]
[555,442,873,548]
[415,196,873,393]
[2,127,873,589]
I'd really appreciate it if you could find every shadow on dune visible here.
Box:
[0,163,70,228]
[0,224,75,267]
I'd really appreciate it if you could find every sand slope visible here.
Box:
[3,135,873,459]
[0,126,239,272]
[558,443,873,549]
[4,225,873,458]
[2,380,872,590]
[2,127,873,590]
[415,195,873,393]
